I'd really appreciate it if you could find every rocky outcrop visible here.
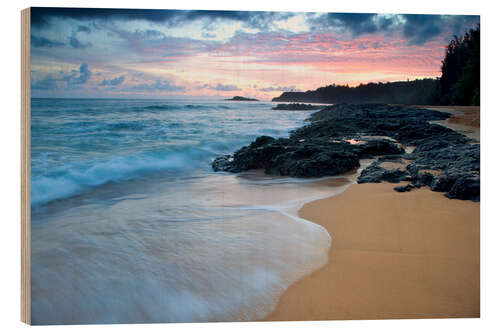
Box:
[358,163,410,184]
[272,103,325,111]
[212,103,480,201]
[212,136,403,178]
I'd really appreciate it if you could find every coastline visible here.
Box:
[421,106,480,141]
[211,103,480,321]
[264,182,480,321]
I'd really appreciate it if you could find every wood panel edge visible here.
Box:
[21,7,31,325]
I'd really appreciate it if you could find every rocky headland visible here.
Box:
[272,103,325,111]
[212,104,480,201]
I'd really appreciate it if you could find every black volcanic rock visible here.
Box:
[211,103,480,201]
[290,104,450,141]
[446,176,480,201]
[212,136,359,177]
[272,103,324,111]
[354,140,404,158]
[212,135,405,178]
[394,184,415,192]
[358,163,409,184]
[224,96,259,101]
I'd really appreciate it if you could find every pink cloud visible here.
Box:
[200,31,447,86]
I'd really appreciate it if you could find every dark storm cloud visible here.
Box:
[309,12,479,45]
[448,15,480,35]
[69,36,92,49]
[402,14,479,45]
[187,10,294,30]
[317,13,380,35]
[308,13,393,36]
[30,7,294,31]
[402,15,443,45]
[99,76,126,86]
[64,64,92,85]
[31,63,91,90]
[30,7,180,27]
[30,35,65,48]
[77,25,91,33]
[30,76,59,90]
[30,8,479,46]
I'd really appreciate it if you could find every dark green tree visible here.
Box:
[439,26,480,105]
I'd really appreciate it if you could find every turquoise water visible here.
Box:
[30,98,353,324]
[31,98,311,205]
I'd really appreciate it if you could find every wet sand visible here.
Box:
[264,182,480,321]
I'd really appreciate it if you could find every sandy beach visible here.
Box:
[422,106,480,141]
[422,106,480,128]
[265,182,480,321]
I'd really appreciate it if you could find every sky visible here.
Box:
[30,7,479,100]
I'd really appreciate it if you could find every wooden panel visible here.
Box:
[21,7,31,325]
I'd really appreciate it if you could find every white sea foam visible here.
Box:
[31,172,343,324]
[31,148,212,205]
[30,98,348,324]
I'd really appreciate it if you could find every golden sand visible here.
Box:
[422,106,480,141]
[421,106,480,128]
[265,182,479,321]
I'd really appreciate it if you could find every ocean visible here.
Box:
[30,98,355,324]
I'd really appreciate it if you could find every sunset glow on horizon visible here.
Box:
[30,8,479,100]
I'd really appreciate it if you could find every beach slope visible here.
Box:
[265,182,479,320]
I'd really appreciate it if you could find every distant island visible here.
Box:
[225,96,259,101]
[272,103,325,111]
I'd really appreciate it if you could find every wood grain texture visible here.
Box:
[21,7,31,325]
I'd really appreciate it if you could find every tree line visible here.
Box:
[272,26,479,106]
[272,79,440,105]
